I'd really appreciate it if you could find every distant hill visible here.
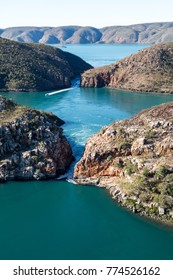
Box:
[1,22,173,44]
[81,42,173,94]
[0,38,92,92]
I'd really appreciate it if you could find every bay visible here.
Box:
[1,44,173,260]
[59,43,151,67]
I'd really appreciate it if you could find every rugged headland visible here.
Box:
[74,102,173,224]
[1,22,173,44]
[0,96,73,181]
[0,38,92,92]
[81,42,173,94]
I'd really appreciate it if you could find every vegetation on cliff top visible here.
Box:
[81,42,173,94]
[0,95,64,125]
[0,96,73,181]
[0,38,92,92]
[74,102,173,224]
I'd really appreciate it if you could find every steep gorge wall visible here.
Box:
[74,102,173,224]
[0,97,73,181]
[81,42,173,94]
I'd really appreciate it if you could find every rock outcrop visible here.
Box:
[74,102,173,224]
[0,96,73,181]
[81,42,173,94]
[0,38,92,92]
[1,22,173,44]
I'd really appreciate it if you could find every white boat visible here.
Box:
[45,87,74,96]
[66,179,77,184]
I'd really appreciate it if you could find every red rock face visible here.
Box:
[81,42,173,94]
[74,102,173,224]
[74,102,173,179]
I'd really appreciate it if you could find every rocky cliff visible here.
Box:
[0,38,92,92]
[74,102,173,224]
[1,22,173,44]
[81,42,173,94]
[0,96,73,181]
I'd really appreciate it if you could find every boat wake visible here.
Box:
[56,172,77,185]
[45,77,80,96]
[45,87,75,96]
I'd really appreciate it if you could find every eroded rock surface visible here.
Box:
[74,102,173,224]
[81,42,173,94]
[0,96,73,181]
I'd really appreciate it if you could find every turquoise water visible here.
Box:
[1,44,173,260]
[58,43,151,67]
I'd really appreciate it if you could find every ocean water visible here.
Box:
[1,44,173,260]
[58,43,151,67]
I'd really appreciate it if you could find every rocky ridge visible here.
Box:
[0,96,73,181]
[0,37,92,92]
[1,22,173,44]
[81,42,173,94]
[74,102,173,224]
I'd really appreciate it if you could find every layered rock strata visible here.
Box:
[0,96,73,181]
[74,102,173,224]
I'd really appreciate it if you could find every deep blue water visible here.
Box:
[1,44,173,260]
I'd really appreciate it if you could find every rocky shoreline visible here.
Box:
[76,177,173,226]
[81,42,173,94]
[0,96,73,182]
[74,102,173,225]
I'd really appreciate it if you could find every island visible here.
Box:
[74,102,173,224]
[0,96,73,181]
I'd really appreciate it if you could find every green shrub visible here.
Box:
[134,175,148,189]
[143,168,150,177]
[159,194,173,208]
[139,192,150,203]
[126,198,136,207]
[31,155,38,163]
[114,159,124,168]
[144,130,157,139]
[125,162,138,175]
[107,155,113,161]
[167,183,173,196]
[118,141,131,150]
[148,206,158,215]
[155,166,169,179]
[135,203,144,212]
[165,173,173,182]
[153,193,160,204]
